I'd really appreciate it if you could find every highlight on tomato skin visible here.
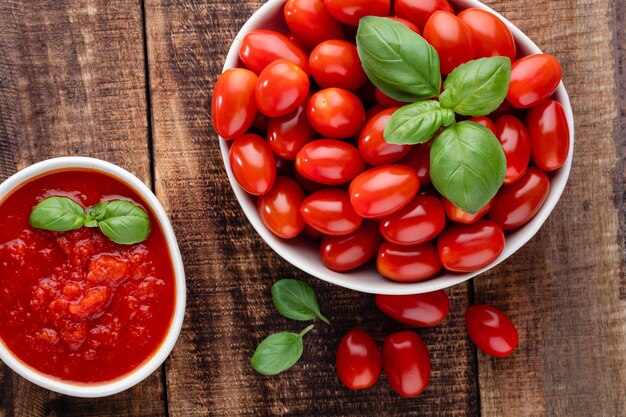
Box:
[212,68,258,140]
[229,133,276,196]
[321,221,381,272]
[258,176,306,239]
[309,40,368,91]
[377,241,442,283]
[336,329,382,390]
[255,59,310,118]
[465,304,519,357]
[284,0,345,50]
[437,220,505,272]
[458,8,516,62]
[307,88,366,139]
[526,100,570,172]
[507,53,562,109]
[300,189,363,236]
[379,194,446,246]
[239,29,310,75]
[295,139,365,185]
[375,290,450,326]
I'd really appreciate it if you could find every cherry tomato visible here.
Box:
[458,8,516,61]
[400,142,432,187]
[469,116,496,135]
[466,305,518,357]
[255,60,310,118]
[526,100,570,172]
[295,139,365,185]
[229,134,276,195]
[495,115,531,184]
[377,242,441,282]
[375,290,450,326]
[323,0,391,26]
[309,40,368,91]
[423,11,475,75]
[358,107,412,166]
[321,222,381,271]
[489,167,550,230]
[380,195,446,246]
[442,197,493,224]
[383,331,431,398]
[240,30,310,75]
[336,329,382,390]
[507,54,562,108]
[394,0,454,31]
[284,0,345,49]
[374,88,410,108]
[301,189,363,236]
[437,220,505,272]
[365,104,387,122]
[212,68,258,139]
[293,168,327,193]
[350,165,419,218]
[308,88,366,138]
[386,16,421,34]
[258,177,305,239]
[267,104,315,160]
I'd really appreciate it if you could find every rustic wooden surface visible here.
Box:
[0,0,623,416]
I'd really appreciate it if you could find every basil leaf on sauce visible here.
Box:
[88,200,151,245]
[29,196,86,231]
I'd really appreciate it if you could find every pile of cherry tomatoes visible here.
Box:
[212,0,570,284]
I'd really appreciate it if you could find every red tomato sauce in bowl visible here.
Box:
[0,169,176,384]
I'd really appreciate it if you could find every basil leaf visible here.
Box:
[89,200,151,245]
[357,16,440,102]
[439,57,511,116]
[250,325,314,376]
[271,279,330,324]
[29,197,86,231]
[430,121,506,213]
[384,101,455,145]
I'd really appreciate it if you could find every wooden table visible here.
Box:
[0,0,624,415]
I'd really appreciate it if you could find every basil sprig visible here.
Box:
[272,279,330,324]
[384,101,454,145]
[29,197,151,245]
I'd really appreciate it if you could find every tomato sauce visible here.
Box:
[0,170,176,384]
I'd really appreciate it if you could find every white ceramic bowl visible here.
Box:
[0,157,186,397]
[219,0,574,295]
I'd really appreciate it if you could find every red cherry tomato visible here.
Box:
[466,305,518,357]
[375,290,450,326]
[377,242,441,282]
[358,107,412,166]
[309,40,368,91]
[489,167,550,230]
[256,60,310,118]
[240,30,310,75]
[507,54,562,108]
[350,165,419,218]
[365,104,387,122]
[400,142,432,187]
[383,331,431,398]
[336,329,382,390]
[267,104,315,160]
[321,222,381,271]
[284,0,345,49]
[423,11,475,75]
[212,68,258,139]
[394,0,454,31]
[229,134,276,195]
[442,197,493,224]
[458,8,516,61]
[437,220,505,272]
[323,0,391,26]
[293,168,327,193]
[295,139,365,185]
[379,195,446,246]
[526,100,570,172]
[308,88,366,138]
[301,189,363,236]
[258,177,305,239]
[374,88,410,108]
[469,116,496,135]
[386,16,421,34]
[495,115,531,184]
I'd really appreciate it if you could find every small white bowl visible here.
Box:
[219,0,575,295]
[0,157,186,398]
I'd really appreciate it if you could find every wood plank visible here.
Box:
[473,0,626,415]
[0,0,167,415]
[144,1,478,415]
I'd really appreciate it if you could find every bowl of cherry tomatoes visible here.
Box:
[213,0,574,294]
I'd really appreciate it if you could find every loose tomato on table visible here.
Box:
[336,329,382,389]
[526,100,570,172]
[239,30,310,75]
[465,305,518,357]
[383,331,431,398]
[423,11,475,75]
[442,197,493,224]
[437,220,505,272]
[284,0,345,50]
[295,139,365,185]
[458,8,516,61]
[301,189,363,236]
[379,195,446,246]
[255,60,310,118]
[375,290,450,326]
[495,115,531,184]
[321,221,381,271]
[358,107,412,166]
[323,0,390,26]
[229,133,276,195]
[394,0,454,30]
[309,40,368,91]
[507,54,562,108]
[308,88,366,138]
[377,241,441,282]
[267,104,315,160]
[258,177,306,239]
[212,68,258,140]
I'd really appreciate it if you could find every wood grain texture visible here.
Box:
[143,1,478,415]
[0,0,166,415]
[473,0,626,416]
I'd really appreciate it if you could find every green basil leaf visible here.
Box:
[439,57,511,116]
[384,101,455,145]
[250,325,314,376]
[29,197,86,231]
[271,279,330,324]
[89,200,151,245]
[430,121,506,213]
[356,16,440,102]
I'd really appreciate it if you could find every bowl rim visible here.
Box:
[218,0,575,295]
[0,156,186,398]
